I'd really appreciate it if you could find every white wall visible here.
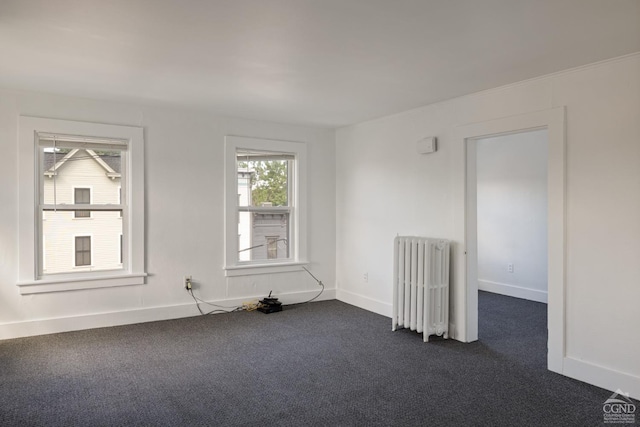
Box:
[476,130,548,303]
[336,54,640,397]
[0,89,336,337]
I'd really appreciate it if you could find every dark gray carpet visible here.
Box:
[0,292,635,426]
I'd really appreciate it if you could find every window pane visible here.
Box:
[75,188,90,203]
[266,237,278,259]
[40,146,124,275]
[74,188,90,218]
[75,236,91,266]
[237,211,290,261]
[236,151,289,207]
[42,147,122,207]
[42,212,123,274]
[238,211,252,262]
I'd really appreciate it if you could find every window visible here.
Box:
[75,236,91,266]
[225,136,307,276]
[40,141,122,275]
[17,117,146,294]
[74,188,91,218]
[266,237,278,259]
[236,150,291,262]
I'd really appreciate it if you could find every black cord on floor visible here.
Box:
[285,281,324,306]
[188,288,242,316]
[187,266,325,314]
[284,266,325,306]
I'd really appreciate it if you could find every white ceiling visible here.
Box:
[1,0,638,128]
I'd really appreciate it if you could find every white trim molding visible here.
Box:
[477,279,548,304]
[17,273,147,295]
[224,262,309,277]
[336,288,392,318]
[0,288,335,340]
[563,357,640,401]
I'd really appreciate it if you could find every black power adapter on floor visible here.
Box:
[257,291,282,314]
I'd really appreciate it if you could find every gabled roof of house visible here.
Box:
[44,149,121,177]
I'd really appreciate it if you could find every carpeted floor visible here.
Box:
[0,292,635,426]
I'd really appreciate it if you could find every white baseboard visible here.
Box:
[336,288,392,318]
[336,289,463,341]
[0,288,336,340]
[563,356,640,401]
[478,279,548,303]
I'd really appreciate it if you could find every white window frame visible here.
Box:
[42,235,46,272]
[118,186,122,218]
[17,116,146,294]
[224,136,307,276]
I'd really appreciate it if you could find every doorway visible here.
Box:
[472,129,549,364]
[474,129,548,304]
[455,108,566,374]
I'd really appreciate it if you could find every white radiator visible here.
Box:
[392,236,450,342]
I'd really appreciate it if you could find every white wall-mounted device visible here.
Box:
[417,136,437,154]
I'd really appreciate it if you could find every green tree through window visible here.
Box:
[250,160,288,206]
[238,159,288,207]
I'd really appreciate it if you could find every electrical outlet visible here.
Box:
[363,272,369,283]
[507,263,514,273]
[184,275,192,290]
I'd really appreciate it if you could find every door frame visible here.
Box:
[454,107,566,373]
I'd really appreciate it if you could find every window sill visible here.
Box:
[224,262,308,277]
[17,272,147,295]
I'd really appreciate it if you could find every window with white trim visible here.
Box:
[17,117,146,294]
[225,136,307,275]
